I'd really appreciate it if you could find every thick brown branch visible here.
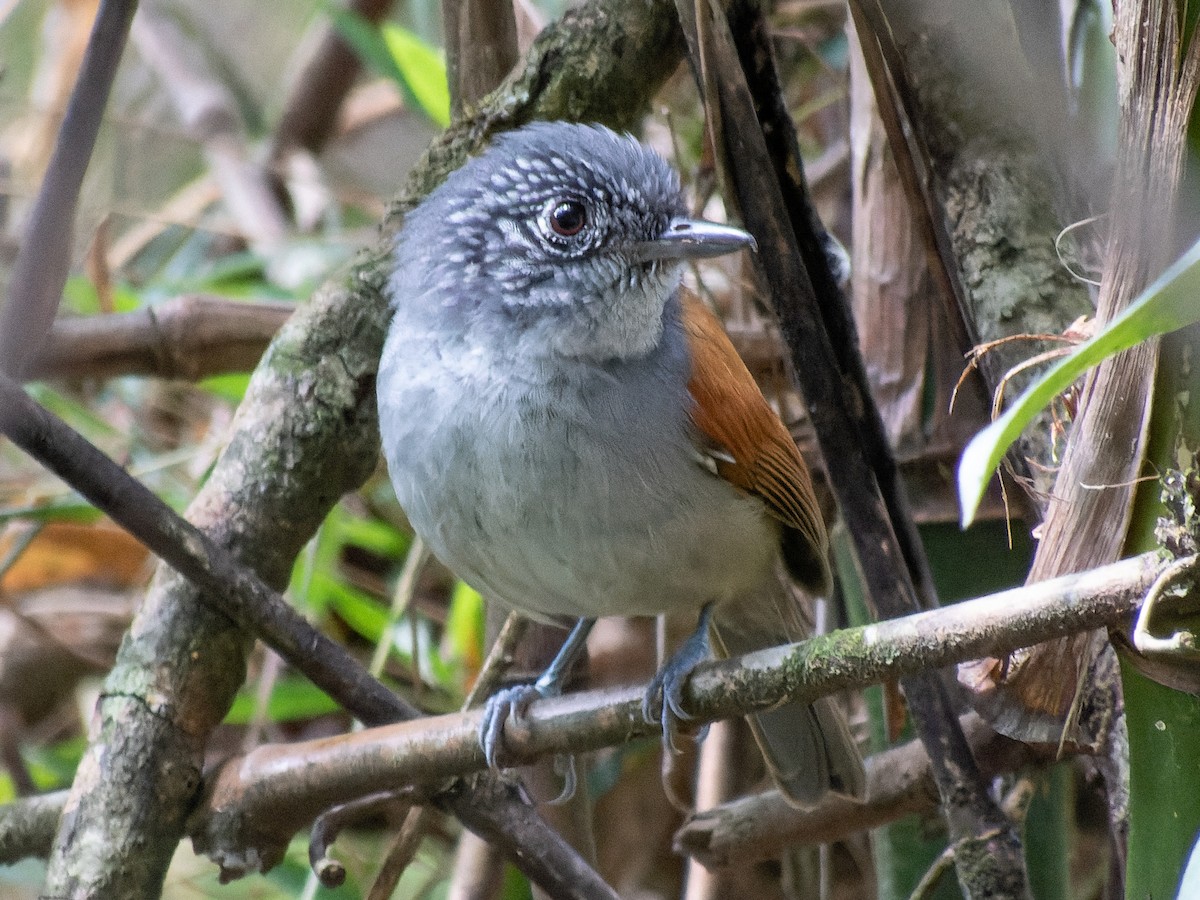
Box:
[27,297,294,381]
[25,299,790,385]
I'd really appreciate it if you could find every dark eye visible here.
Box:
[548,200,587,237]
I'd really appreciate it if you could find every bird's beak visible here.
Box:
[634,218,757,262]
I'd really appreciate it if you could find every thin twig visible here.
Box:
[466,612,530,709]
[1133,553,1200,656]
[369,535,430,679]
[0,0,138,376]
[309,792,416,888]
[368,806,435,900]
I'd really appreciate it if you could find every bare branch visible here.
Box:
[270,0,393,163]
[183,553,1176,865]
[677,714,1054,867]
[27,296,293,381]
[0,371,422,727]
[0,790,66,862]
[25,299,792,385]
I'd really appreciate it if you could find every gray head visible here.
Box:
[391,122,753,362]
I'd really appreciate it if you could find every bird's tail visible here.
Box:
[710,577,865,808]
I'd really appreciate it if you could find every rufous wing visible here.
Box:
[680,289,832,596]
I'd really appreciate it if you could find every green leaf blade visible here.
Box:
[958,237,1200,525]
[380,23,451,128]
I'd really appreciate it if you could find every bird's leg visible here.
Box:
[643,604,714,751]
[480,617,596,768]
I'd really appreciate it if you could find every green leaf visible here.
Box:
[167,251,268,295]
[319,572,389,641]
[28,384,122,438]
[327,7,450,127]
[224,676,341,724]
[442,580,485,685]
[198,372,251,404]
[24,736,87,790]
[380,23,451,127]
[0,501,101,525]
[289,506,352,616]
[62,276,141,314]
[958,237,1200,525]
[331,512,410,559]
[501,863,535,900]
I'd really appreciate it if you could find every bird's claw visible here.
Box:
[644,667,693,752]
[480,682,545,768]
[548,753,578,805]
[479,682,580,803]
[642,610,713,752]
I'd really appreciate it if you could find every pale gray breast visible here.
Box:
[378,306,778,621]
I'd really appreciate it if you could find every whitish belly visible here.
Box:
[386,384,778,621]
[435,472,780,621]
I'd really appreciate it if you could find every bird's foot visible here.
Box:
[479,617,595,768]
[642,606,714,752]
[478,618,595,801]
[480,679,557,769]
[479,678,579,804]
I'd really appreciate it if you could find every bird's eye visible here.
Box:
[548,200,587,237]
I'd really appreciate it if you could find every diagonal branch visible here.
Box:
[0,372,422,725]
[269,0,393,164]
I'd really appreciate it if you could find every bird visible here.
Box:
[377,121,864,807]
